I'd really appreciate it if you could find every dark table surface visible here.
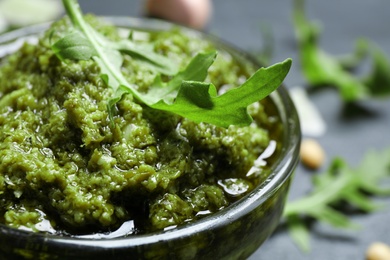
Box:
[81,1,390,259]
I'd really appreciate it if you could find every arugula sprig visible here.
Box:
[53,0,292,128]
[293,0,390,101]
[283,148,390,252]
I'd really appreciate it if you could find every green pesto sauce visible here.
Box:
[0,16,282,236]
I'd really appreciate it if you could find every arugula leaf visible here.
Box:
[354,148,390,195]
[52,30,97,60]
[59,0,143,104]
[293,0,390,101]
[106,51,218,121]
[54,0,292,128]
[151,59,292,127]
[337,38,369,71]
[363,45,390,97]
[144,51,218,104]
[109,40,177,76]
[283,148,390,252]
[286,215,311,253]
[293,0,367,101]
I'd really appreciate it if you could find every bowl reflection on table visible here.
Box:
[0,17,301,260]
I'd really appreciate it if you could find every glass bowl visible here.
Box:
[0,17,301,260]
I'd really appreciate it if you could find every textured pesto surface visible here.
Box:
[0,17,278,235]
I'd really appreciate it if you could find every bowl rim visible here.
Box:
[0,16,301,249]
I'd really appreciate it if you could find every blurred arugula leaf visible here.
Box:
[293,0,390,101]
[363,44,390,97]
[250,23,275,66]
[283,148,390,252]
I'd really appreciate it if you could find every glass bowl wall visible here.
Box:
[0,17,301,260]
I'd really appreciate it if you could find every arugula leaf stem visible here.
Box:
[62,0,145,102]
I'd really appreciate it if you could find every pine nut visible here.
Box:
[366,242,390,260]
[300,138,325,170]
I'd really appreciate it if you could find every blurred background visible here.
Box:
[1,0,390,259]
